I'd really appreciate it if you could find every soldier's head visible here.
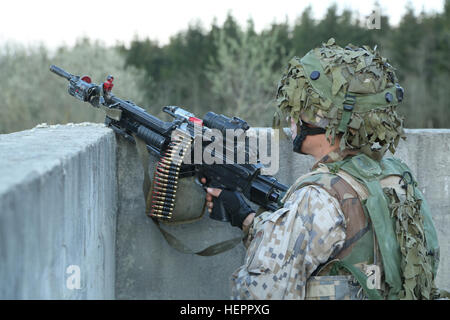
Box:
[273,38,405,161]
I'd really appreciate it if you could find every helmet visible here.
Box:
[273,38,406,160]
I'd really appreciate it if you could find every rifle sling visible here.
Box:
[133,134,242,256]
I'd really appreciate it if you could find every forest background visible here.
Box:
[1,2,449,134]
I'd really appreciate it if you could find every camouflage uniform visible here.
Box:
[231,149,352,300]
[231,39,443,300]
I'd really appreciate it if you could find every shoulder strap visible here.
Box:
[288,167,369,260]
[336,155,403,297]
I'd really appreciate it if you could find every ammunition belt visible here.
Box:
[149,134,191,220]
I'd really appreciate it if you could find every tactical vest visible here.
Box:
[281,153,440,300]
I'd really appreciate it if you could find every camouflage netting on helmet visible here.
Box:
[273,38,406,160]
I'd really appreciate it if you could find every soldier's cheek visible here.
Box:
[300,135,312,153]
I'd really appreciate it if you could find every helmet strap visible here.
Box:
[293,123,326,154]
[338,94,356,133]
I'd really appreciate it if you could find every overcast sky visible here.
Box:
[0,0,445,49]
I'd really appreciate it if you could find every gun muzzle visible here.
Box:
[50,65,72,80]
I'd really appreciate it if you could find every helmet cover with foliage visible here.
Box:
[273,38,406,160]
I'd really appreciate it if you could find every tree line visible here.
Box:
[118,2,450,129]
[0,2,449,134]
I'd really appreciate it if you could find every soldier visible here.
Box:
[203,38,443,300]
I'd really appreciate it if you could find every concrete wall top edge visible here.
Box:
[0,122,113,196]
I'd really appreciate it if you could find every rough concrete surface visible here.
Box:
[114,134,246,299]
[0,123,117,299]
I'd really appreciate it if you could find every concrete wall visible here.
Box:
[1,124,449,299]
[0,123,117,299]
[114,134,246,299]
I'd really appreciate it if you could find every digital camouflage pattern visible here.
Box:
[305,275,363,300]
[285,157,370,262]
[230,184,347,299]
[230,149,377,300]
[230,147,443,300]
[273,38,406,160]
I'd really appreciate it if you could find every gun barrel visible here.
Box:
[50,65,72,80]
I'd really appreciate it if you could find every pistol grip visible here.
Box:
[200,177,230,222]
[210,196,230,222]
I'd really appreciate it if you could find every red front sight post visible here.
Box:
[103,75,114,92]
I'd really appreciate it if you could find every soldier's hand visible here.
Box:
[200,177,255,230]
[200,177,222,213]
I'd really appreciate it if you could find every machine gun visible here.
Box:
[50,65,288,223]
